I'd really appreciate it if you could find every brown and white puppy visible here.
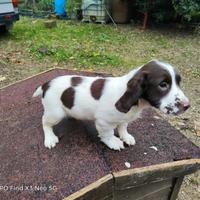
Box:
[33,60,190,150]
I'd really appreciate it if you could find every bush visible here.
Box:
[37,0,53,11]
[19,0,53,11]
[135,0,161,12]
[134,0,200,23]
[172,0,200,22]
[135,0,175,23]
[67,0,82,17]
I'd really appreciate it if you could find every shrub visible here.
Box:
[135,0,200,23]
[37,0,53,11]
[172,0,200,22]
[19,0,53,11]
[135,0,174,23]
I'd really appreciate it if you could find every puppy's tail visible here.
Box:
[32,86,42,97]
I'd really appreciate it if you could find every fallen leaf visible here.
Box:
[177,121,189,130]
[53,62,58,66]
[194,121,200,136]
[32,20,38,24]
[0,76,6,82]
[153,116,160,119]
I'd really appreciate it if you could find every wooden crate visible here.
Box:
[65,159,200,200]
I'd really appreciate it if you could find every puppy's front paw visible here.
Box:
[44,135,59,149]
[101,136,124,151]
[120,133,136,146]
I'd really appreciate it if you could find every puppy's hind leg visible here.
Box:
[42,111,65,149]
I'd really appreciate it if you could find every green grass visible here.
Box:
[8,18,126,68]
[0,17,200,77]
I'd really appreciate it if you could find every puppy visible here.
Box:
[33,60,190,150]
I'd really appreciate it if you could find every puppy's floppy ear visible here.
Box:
[115,72,146,113]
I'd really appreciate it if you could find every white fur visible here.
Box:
[33,60,189,150]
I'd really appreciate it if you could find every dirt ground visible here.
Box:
[0,22,199,200]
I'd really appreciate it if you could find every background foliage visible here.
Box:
[18,0,200,24]
[172,0,200,22]
[135,0,200,23]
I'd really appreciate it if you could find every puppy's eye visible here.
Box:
[159,81,169,90]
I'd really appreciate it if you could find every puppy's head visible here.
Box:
[116,60,190,115]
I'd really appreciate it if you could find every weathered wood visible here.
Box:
[142,11,148,30]
[170,177,184,200]
[0,68,56,89]
[138,188,170,200]
[114,178,173,200]
[64,174,113,200]
[0,68,111,90]
[113,159,200,189]
[63,160,199,200]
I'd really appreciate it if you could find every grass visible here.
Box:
[6,18,126,67]
[0,17,200,80]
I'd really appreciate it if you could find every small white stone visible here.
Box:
[125,162,131,168]
[151,123,154,127]
[149,146,158,151]
[144,152,147,155]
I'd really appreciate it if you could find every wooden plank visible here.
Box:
[63,160,199,200]
[100,196,113,200]
[113,159,200,189]
[0,68,56,90]
[114,179,173,200]
[170,177,184,200]
[63,174,113,200]
[0,67,111,90]
[138,188,171,200]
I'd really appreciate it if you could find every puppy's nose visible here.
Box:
[182,101,190,111]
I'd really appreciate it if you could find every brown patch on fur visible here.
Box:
[71,76,82,87]
[116,60,172,113]
[42,81,50,98]
[61,87,75,109]
[90,79,106,100]
[115,72,144,113]
[140,61,172,107]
